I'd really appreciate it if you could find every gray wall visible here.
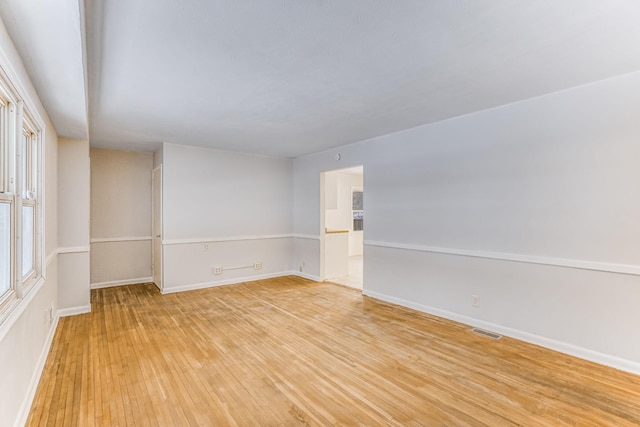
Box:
[293,70,640,373]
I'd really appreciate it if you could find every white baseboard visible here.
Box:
[13,313,60,427]
[162,270,323,294]
[163,234,293,245]
[91,277,153,289]
[57,305,91,317]
[162,271,297,294]
[363,289,640,376]
[292,271,322,282]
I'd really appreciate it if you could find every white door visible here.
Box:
[152,166,163,290]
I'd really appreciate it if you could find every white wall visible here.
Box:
[293,71,640,374]
[161,143,293,292]
[324,171,353,231]
[347,173,364,256]
[0,17,61,427]
[153,145,163,169]
[323,169,363,276]
[349,231,363,257]
[58,138,90,312]
[292,236,320,281]
[90,148,153,287]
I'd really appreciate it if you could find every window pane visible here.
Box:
[352,191,363,210]
[21,132,28,197]
[353,211,363,231]
[0,202,10,295]
[0,109,3,193]
[21,205,34,278]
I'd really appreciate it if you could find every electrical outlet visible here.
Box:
[254,262,262,270]
[472,295,480,307]
[213,266,223,275]
[299,265,303,272]
[48,304,54,323]
[204,243,209,251]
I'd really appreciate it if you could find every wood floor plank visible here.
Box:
[26,276,640,426]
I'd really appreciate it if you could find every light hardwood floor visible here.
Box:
[27,276,640,426]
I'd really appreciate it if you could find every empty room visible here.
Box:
[1,1,640,425]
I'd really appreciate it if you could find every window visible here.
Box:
[20,122,38,282]
[0,90,14,310]
[352,188,363,231]
[0,75,42,318]
[0,201,10,297]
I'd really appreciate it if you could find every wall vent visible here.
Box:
[470,328,503,340]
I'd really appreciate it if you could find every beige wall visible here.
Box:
[0,17,61,427]
[58,139,90,248]
[44,126,58,258]
[90,148,153,287]
[57,138,90,311]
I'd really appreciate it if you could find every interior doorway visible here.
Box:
[320,165,363,289]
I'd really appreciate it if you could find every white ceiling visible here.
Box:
[3,1,640,157]
[0,0,88,139]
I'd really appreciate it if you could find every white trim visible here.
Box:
[160,234,319,245]
[162,271,298,294]
[91,277,153,289]
[292,271,322,282]
[163,234,292,245]
[90,236,153,243]
[13,312,59,427]
[363,289,640,376]
[57,246,90,254]
[58,305,91,317]
[152,165,163,292]
[45,250,58,267]
[364,240,640,276]
[292,234,321,241]
[91,236,152,243]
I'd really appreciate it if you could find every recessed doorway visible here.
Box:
[320,165,363,289]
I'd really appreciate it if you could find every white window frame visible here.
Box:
[19,116,39,287]
[0,193,16,316]
[0,98,6,193]
[0,85,17,314]
[0,66,44,321]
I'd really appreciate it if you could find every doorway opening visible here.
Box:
[320,165,363,289]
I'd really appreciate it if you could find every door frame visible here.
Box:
[319,170,327,282]
[319,165,364,285]
[151,165,163,291]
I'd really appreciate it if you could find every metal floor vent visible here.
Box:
[470,328,503,340]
